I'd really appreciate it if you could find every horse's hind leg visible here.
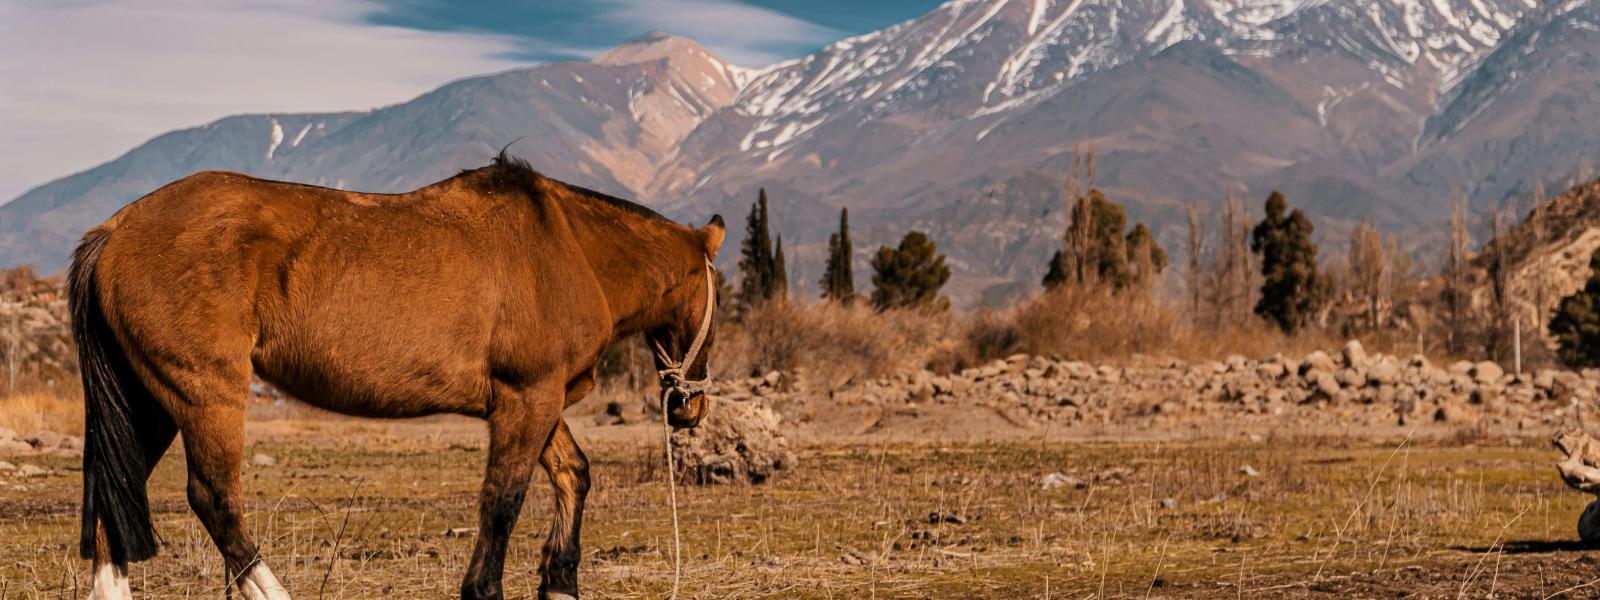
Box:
[175,400,290,600]
[537,420,589,600]
[147,358,290,600]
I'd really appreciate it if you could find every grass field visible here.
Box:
[3,419,1599,598]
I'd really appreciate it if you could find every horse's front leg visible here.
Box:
[538,420,589,599]
[461,381,562,600]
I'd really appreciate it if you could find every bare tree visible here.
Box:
[1349,221,1387,331]
[1,307,21,393]
[1185,202,1208,318]
[1209,187,1256,326]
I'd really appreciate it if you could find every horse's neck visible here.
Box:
[567,215,690,337]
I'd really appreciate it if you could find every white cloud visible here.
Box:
[0,0,525,204]
[597,0,844,65]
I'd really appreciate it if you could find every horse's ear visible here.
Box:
[698,215,726,259]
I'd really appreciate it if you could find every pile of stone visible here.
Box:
[0,427,83,457]
[670,378,796,485]
[708,340,1600,431]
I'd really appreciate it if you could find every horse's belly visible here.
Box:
[251,322,493,419]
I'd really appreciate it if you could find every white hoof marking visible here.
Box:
[87,563,132,600]
[235,563,292,600]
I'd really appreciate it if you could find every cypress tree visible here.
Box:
[772,234,788,298]
[1551,247,1600,368]
[737,189,775,307]
[1042,249,1068,288]
[821,207,855,302]
[870,231,951,311]
[1250,191,1325,333]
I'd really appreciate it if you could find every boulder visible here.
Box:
[671,399,796,485]
[1367,361,1399,386]
[1302,351,1337,375]
[1473,361,1505,384]
[24,431,62,450]
[1341,340,1368,368]
[1313,371,1341,399]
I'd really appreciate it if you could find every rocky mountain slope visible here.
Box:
[3,0,1597,306]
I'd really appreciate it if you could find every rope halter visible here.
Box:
[653,257,716,402]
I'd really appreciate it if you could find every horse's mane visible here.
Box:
[475,148,669,223]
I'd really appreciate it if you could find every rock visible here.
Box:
[0,427,17,442]
[1302,351,1337,375]
[1408,354,1432,371]
[1448,361,1475,376]
[1039,472,1084,490]
[23,431,62,450]
[1473,361,1505,384]
[1158,498,1179,509]
[949,378,972,397]
[1368,361,1399,385]
[762,371,782,388]
[59,436,83,451]
[1337,369,1365,389]
[1535,370,1558,391]
[1341,340,1368,368]
[671,399,796,485]
[1314,371,1341,399]
[1238,465,1259,477]
[1375,385,1397,406]
[927,510,967,525]
[0,439,33,454]
[1256,362,1286,380]
[1225,355,1248,372]
[0,460,13,471]
[15,464,47,478]
[250,453,276,467]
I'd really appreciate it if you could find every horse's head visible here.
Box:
[648,214,725,429]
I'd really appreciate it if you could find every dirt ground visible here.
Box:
[4,402,1600,599]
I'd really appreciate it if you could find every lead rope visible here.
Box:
[656,258,716,600]
[662,395,682,600]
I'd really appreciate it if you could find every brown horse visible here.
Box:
[70,151,723,600]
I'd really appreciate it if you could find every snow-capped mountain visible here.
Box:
[3,0,1596,305]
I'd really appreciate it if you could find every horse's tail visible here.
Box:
[71,227,159,563]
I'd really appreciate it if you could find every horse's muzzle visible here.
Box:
[665,390,709,429]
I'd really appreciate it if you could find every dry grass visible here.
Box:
[1,426,1593,598]
[0,391,81,435]
[949,286,1459,368]
[711,301,958,387]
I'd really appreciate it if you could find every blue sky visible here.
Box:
[0,0,941,205]
[366,0,942,65]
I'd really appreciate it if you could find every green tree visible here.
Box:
[772,234,788,297]
[1551,247,1600,368]
[1042,249,1068,288]
[871,231,951,311]
[820,207,855,302]
[737,189,780,307]
[1124,222,1167,285]
[1250,191,1325,333]
[1047,189,1165,289]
